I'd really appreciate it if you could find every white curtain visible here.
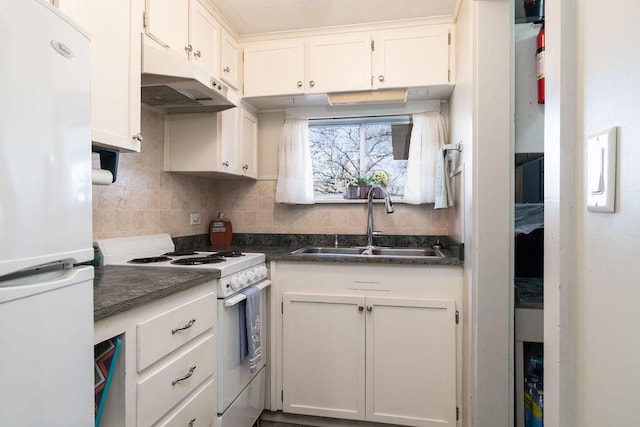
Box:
[275,118,315,204]
[404,111,448,205]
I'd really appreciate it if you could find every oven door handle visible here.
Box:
[224,280,271,307]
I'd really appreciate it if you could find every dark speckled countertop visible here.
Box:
[93,266,219,321]
[195,245,464,267]
[515,277,543,309]
[175,233,464,267]
[93,234,464,321]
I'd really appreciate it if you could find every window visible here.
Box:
[309,116,412,200]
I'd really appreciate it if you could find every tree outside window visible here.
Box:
[309,118,409,199]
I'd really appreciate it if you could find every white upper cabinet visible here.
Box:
[220,27,240,89]
[218,107,241,175]
[58,0,142,152]
[242,23,454,99]
[307,33,372,93]
[243,39,305,97]
[164,104,258,179]
[144,0,220,79]
[240,108,258,179]
[374,25,452,88]
[190,0,219,78]
[144,0,189,60]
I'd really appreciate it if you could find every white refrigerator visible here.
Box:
[0,1,95,426]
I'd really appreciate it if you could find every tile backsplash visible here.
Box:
[92,107,449,239]
[92,106,217,239]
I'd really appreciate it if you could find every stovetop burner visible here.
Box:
[215,251,245,257]
[128,256,173,264]
[164,250,198,256]
[170,256,227,266]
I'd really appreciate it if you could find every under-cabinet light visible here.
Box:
[327,89,408,106]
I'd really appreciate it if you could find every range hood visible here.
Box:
[141,36,236,114]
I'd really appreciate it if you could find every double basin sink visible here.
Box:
[290,246,445,259]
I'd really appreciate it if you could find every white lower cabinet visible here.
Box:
[274,262,462,427]
[283,294,365,420]
[365,296,456,426]
[155,378,216,427]
[93,285,216,427]
[137,334,215,426]
[283,293,457,426]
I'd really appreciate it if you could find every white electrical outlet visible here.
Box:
[189,213,201,225]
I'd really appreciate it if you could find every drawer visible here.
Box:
[138,292,215,370]
[138,334,216,427]
[155,378,216,427]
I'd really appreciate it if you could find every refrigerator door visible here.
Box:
[0,0,93,277]
[0,265,94,426]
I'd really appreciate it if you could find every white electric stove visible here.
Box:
[95,234,269,427]
[95,233,267,298]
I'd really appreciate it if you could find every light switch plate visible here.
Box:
[586,127,617,213]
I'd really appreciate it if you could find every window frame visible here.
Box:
[308,114,411,203]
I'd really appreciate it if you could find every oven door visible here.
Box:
[217,280,270,414]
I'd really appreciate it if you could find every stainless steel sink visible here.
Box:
[370,247,442,257]
[290,247,366,256]
[290,246,445,258]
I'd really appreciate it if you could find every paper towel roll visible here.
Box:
[92,168,114,185]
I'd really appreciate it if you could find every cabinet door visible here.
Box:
[374,25,451,88]
[366,297,457,426]
[219,108,241,175]
[144,0,189,58]
[58,0,142,152]
[240,108,258,179]
[308,33,372,93]
[243,40,305,97]
[190,0,219,78]
[282,293,366,421]
[220,28,240,89]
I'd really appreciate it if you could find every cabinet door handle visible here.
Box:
[222,161,230,167]
[172,365,196,386]
[224,66,230,73]
[193,50,201,58]
[297,80,303,87]
[366,305,373,312]
[243,164,249,170]
[133,133,143,142]
[309,80,315,87]
[185,44,193,53]
[358,305,364,312]
[171,318,196,334]
[378,75,384,82]
[188,417,196,427]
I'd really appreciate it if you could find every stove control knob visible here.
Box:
[230,276,242,290]
[257,265,268,278]
[246,270,257,281]
[238,273,249,286]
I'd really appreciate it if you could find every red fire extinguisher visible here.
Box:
[536,24,545,104]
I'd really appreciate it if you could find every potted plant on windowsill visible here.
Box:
[343,171,390,199]
[344,175,371,199]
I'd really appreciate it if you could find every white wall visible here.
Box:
[471,0,513,425]
[449,0,512,425]
[572,0,640,424]
[448,0,472,423]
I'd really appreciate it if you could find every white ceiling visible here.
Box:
[210,0,459,35]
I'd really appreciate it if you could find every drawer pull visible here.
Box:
[188,417,196,426]
[172,318,196,334]
[172,365,196,386]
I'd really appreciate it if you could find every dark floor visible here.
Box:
[259,422,309,427]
